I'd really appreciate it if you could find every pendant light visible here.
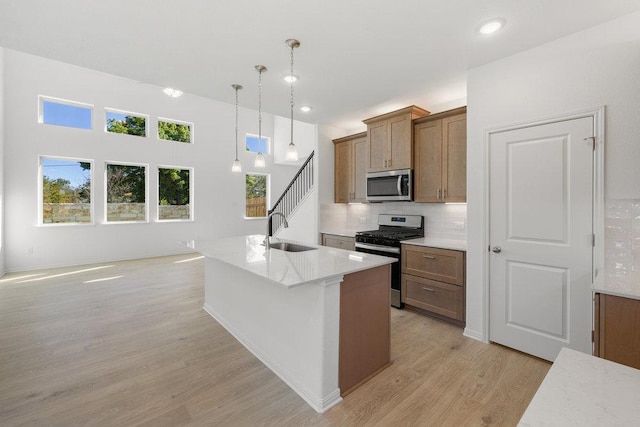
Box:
[285,39,300,162]
[231,84,243,173]
[254,65,267,168]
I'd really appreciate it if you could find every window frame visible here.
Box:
[157,165,194,222]
[245,172,270,219]
[104,161,149,224]
[38,95,94,130]
[104,108,149,138]
[38,155,94,226]
[157,117,194,144]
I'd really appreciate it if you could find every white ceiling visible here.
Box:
[2,0,640,130]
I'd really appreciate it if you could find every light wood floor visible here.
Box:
[0,254,550,426]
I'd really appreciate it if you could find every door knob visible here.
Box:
[492,246,502,253]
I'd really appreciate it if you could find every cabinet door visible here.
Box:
[413,120,443,202]
[367,121,387,171]
[442,114,467,202]
[401,274,465,321]
[596,294,640,369]
[388,114,412,169]
[323,234,355,251]
[334,141,352,203]
[352,137,368,202]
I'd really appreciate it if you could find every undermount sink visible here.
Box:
[269,242,317,252]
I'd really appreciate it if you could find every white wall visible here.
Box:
[466,12,640,341]
[3,49,300,272]
[0,47,5,276]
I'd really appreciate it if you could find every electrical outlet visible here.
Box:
[453,222,465,230]
[26,247,34,254]
[359,217,367,224]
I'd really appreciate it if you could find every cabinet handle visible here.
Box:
[423,255,436,259]
[422,287,435,292]
[388,159,392,167]
[443,189,446,199]
[437,189,442,199]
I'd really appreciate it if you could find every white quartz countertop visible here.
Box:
[518,347,640,426]
[593,270,640,301]
[400,237,467,252]
[186,235,396,288]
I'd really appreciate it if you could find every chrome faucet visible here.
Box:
[265,212,289,250]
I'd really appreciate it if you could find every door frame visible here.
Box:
[482,106,605,344]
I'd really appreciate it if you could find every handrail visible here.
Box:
[268,150,314,215]
[267,150,315,235]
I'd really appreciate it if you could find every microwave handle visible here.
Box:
[397,175,402,196]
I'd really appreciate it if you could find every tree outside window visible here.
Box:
[158,120,191,143]
[158,168,191,220]
[246,174,267,218]
[41,157,92,224]
[106,111,147,137]
[106,164,147,222]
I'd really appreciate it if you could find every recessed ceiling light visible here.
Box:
[300,105,312,113]
[163,87,183,97]
[478,18,506,35]
[284,74,298,83]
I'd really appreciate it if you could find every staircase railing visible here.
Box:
[268,151,315,235]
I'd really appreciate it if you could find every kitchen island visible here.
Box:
[187,235,396,413]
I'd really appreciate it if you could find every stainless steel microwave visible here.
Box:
[366,169,412,202]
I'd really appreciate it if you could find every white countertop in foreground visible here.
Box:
[518,347,640,426]
[186,235,396,288]
[400,237,467,252]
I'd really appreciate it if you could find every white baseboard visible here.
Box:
[463,327,485,342]
[203,303,342,413]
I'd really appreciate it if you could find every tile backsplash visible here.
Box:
[605,199,640,287]
[320,202,467,240]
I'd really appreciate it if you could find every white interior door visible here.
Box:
[489,116,594,361]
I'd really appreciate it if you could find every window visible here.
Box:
[105,163,147,222]
[246,173,268,218]
[245,134,269,153]
[106,110,147,137]
[39,96,92,130]
[41,157,92,224]
[158,119,192,143]
[158,167,192,221]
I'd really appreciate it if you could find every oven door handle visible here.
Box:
[397,175,402,196]
[355,242,400,254]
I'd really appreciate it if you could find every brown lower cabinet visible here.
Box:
[594,293,640,370]
[339,264,391,396]
[401,244,465,325]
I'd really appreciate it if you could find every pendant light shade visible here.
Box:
[254,65,267,168]
[285,39,300,162]
[231,84,243,173]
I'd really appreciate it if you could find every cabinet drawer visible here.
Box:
[401,245,464,285]
[402,274,464,321]
[322,234,355,251]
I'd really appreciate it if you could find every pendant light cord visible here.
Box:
[290,44,294,145]
[258,67,263,154]
[235,86,239,160]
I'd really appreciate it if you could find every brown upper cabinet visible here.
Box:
[363,106,430,172]
[413,107,467,203]
[333,132,368,203]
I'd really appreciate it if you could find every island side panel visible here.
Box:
[202,257,342,413]
[339,264,391,395]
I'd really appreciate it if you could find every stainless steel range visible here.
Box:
[355,214,424,308]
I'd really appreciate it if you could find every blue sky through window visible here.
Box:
[42,158,90,187]
[42,100,92,129]
[107,111,127,122]
[246,134,269,153]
